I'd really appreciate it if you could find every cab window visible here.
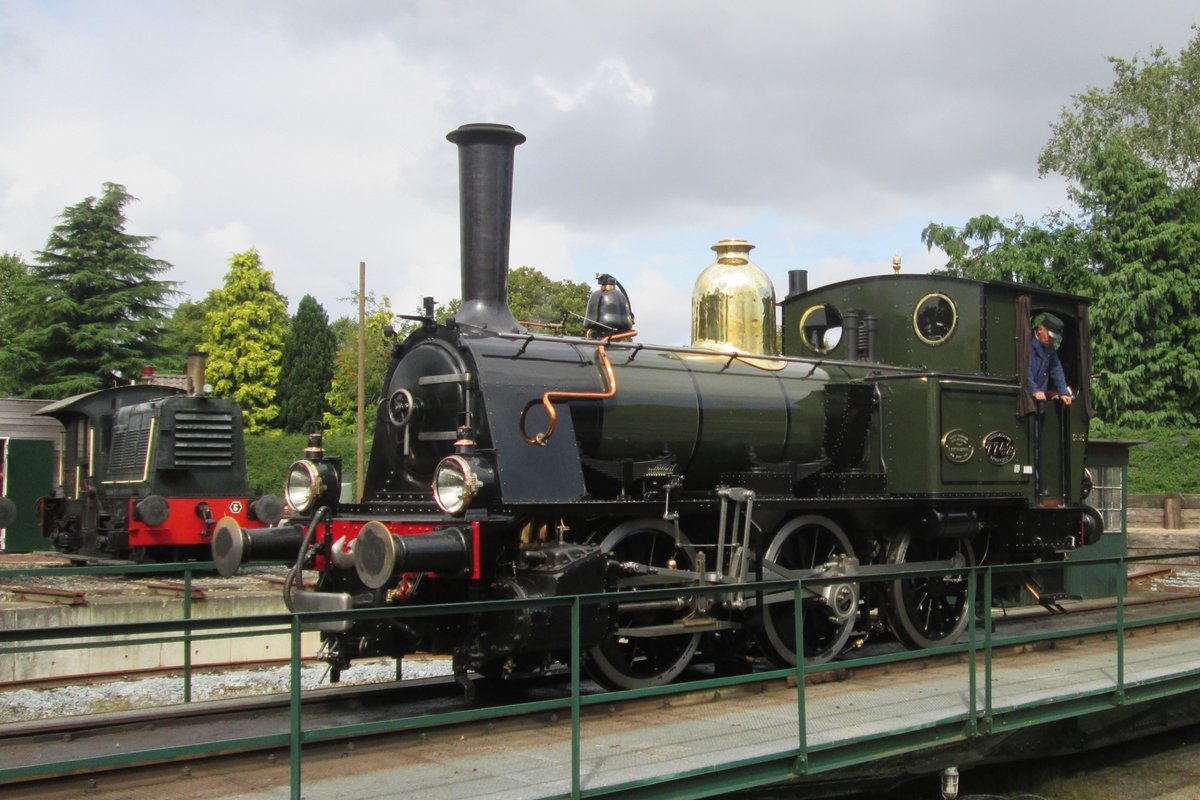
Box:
[799,304,843,353]
[914,293,957,345]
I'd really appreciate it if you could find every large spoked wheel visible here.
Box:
[758,515,858,666]
[586,519,701,690]
[884,531,975,649]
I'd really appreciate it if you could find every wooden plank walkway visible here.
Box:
[214,619,1200,800]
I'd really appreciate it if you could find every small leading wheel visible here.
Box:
[586,519,701,690]
[884,531,975,649]
[758,515,858,666]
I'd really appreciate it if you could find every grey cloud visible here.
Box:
[2,0,1197,327]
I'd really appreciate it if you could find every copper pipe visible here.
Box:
[520,330,637,445]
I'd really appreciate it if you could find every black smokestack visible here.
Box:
[787,269,809,298]
[446,123,527,332]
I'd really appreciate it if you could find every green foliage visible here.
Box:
[1040,27,1200,195]
[243,431,362,497]
[925,30,1200,429]
[1077,138,1200,426]
[324,293,395,434]
[925,142,1200,427]
[437,298,461,325]
[508,266,591,336]
[1092,422,1200,494]
[158,298,213,373]
[203,249,290,433]
[0,252,31,396]
[2,184,176,398]
[276,295,337,433]
[921,213,1093,295]
[392,297,460,340]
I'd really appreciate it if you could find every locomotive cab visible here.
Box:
[781,275,1099,552]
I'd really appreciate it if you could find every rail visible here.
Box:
[1,552,1200,798]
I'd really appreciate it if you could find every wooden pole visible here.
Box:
[357,261,366,502]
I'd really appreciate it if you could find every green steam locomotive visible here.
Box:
[213,124,1102,690]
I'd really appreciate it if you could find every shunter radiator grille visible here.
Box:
[109,428,152,480]
[172,410,236,468]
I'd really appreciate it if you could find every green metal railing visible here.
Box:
[3,552,1200,798]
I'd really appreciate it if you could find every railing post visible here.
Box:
[183,567,193,704]
[571,596,582,800]
[967,567,978,735]
[793,581,807,773]
[1116,555,1126,704]
[984,567,993,723]
[290,614,303,800]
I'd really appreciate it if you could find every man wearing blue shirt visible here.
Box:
[1027,314,1073,406]
[1027,313,1072,496]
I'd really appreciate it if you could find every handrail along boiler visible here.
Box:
[213,123,1103,689]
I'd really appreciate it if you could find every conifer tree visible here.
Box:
[5,184,175,398]
[1077,138,1200,426]
[0,252,32,396]
[203,248,289,432]
[276,294,337,433]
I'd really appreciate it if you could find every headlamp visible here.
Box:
[433,455,494,515]
[284,459,340,514]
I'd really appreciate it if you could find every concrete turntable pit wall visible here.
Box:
[0,566,318,684]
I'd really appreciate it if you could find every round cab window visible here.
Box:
[799,304,843,353]
[913,293,957,345]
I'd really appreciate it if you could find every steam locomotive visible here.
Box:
[213,123,1103,690]
[13,380,283,561]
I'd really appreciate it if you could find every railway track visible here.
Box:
[2,592,1198,800]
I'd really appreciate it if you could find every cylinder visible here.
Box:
[915,509,980,539]
[446,123,527,333]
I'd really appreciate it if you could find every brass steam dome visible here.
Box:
[691,239,777,354]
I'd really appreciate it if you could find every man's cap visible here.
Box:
[1039,313,1064,340]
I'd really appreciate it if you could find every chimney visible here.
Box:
[445,123,526,333]
[787,269,809,298]
[186,351,207,395]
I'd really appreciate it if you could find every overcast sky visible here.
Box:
[2,2,1198,343]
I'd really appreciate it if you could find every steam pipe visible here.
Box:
[446,123,527,332]
[864,314,878,362]
[843,309,861,362]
